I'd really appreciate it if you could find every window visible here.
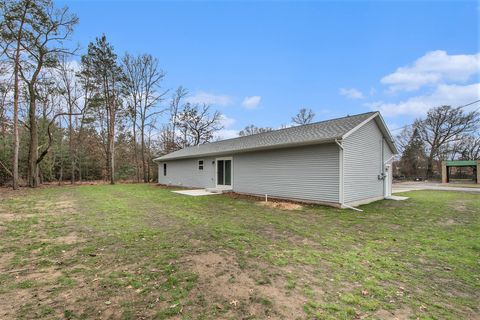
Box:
[216,158,232,186]
[217,160,224,184]
[163,163,167,176]
[224,160,231,185]
[198,160,204,171]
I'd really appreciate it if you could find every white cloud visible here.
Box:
[366,83,480,117]
[215,129,239,140]
[219,114,235,128]
[381,50,480,92]
[385,122,403,132]
[186,91,233,106]
[66,59,82,73]
[241,96,262,109]
[339,88,364,99]
[214,114,238,140]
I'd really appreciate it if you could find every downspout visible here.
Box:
[335,139,363,212]
[335,139,344,205]
[383,152,395,198]
[343,203,364,212]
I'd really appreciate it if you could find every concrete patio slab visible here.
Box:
[172,189,221,196]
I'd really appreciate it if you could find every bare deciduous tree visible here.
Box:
[292,108,315,125]
[416,105,480,178]
[11,0,78,187]
[461,135,480,160]
[122,53,167,182]
[175,103,223,147]
[238,124,273,136]
[168,86,188,151]
[56,56,82,184]
[0,0,31,189]
[395,126,414,155]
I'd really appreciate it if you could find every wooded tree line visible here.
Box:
[238,108,316,136]
[0,0,320,189]
[0,0,228,188]
[2,1,476,188]
[396,105,480,179]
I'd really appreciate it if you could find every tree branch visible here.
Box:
[36,110,83,165]
[0,160,13,177]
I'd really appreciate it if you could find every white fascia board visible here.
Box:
[341,112,379,140]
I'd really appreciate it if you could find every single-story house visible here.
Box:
[154,111,398,208]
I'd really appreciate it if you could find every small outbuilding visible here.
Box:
[441,160,480,184]
[154,111,398,208]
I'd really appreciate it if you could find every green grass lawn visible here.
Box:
[0,184,479,320]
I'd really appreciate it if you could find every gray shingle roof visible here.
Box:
[155,111,382,161]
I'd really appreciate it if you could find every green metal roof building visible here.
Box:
[442,160,480,184]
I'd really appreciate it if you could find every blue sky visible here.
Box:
[60,0,479,139]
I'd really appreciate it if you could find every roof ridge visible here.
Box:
[155,111,381,160]
[193,111,378,147]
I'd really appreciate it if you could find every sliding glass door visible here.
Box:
[216,158,232,187]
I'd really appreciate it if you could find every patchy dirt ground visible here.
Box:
[0,184,479,319]
[183,251,306,319]
[258,201,303,211]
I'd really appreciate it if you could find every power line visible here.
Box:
[460,99,480,109]
[389,99,480,133]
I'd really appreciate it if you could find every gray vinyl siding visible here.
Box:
[343,119,384,203]
[233,144,340,203]
[158,157,215,188]
[383,139,394,162]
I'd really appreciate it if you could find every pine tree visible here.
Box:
[400,128,427,178]
[80,35,124,184]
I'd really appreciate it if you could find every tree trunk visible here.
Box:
[28,88,39,187]
[147,157,150,182]
[11,3,29,190]
[58,153,64,185]
[146,133,152,182]
[109,98,116,185]
[133,120,140,182]
[426,150,435,179]
[58,118,64,185]
[109,119,115,184]
[141,124,147,182]
[58,163,63,185]
[78,154,82,182]
[68,96,74,184]
[12,50,20,189]
[104,77,115,185]
[105,135,110,182]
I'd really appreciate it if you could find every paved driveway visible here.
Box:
[393,182,480,194]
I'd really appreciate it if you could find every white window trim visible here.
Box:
[198,159,204,171]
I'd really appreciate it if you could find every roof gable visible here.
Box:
[341,112,398,154]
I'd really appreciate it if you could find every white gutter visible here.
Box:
[335,139,363,212]
[334,139,343,150]
[384,155,395,165]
